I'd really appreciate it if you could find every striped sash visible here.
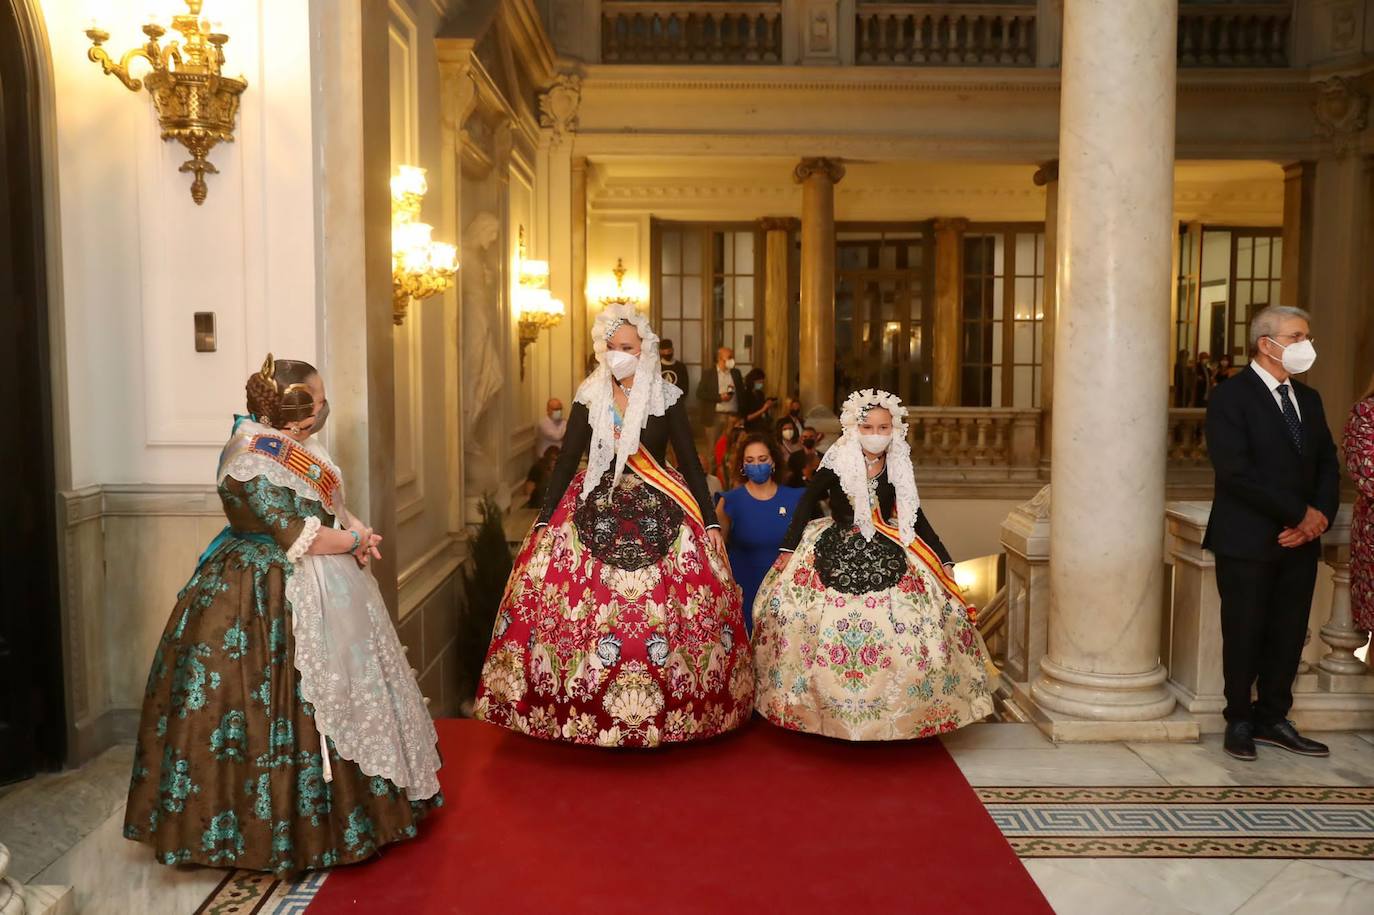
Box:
[248,434,341,510]
[625,446,704,527]
[871,508,976,622]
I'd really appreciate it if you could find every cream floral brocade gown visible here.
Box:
[752,467,994,741]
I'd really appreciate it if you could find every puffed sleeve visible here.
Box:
[220,475,323,561]
[1344,399,1374,499]
[666,398,719,528]
[779,467,835,552]
[537,401,593,526]
[915,508,954,567]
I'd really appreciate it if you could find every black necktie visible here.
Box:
[1276,383,1303,451]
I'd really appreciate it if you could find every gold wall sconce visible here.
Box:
[391,165,459,326]
[590,258,648,310]
[84,0,247,205]
[515,226,565,380]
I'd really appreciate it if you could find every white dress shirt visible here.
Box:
[715,367,737,414]
[536,415,567,457]
[1249,361,1301,421]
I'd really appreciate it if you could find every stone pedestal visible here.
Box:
[1001,485,1052,687]
[794,158,844,413]
[1164,502,1226,727]
[1030,0,1181,735]
[931,218,967,407]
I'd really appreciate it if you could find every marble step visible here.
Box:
[20,886,74,915]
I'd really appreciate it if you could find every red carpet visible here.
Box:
[309,719,1052,914]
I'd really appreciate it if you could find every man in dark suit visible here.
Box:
[658,338,691,400]
[1204,305,1341,761]
[696,346,745,462]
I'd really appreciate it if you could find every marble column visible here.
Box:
[760,217,798,397]
[1303,148,1374,439]
[1033,161,1058,460]
[932,218,968,407]
[1030,0,1181,732]
[794,158,845,412]
[1280,161,1313,310]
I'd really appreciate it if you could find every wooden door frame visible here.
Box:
[1,0,66,779]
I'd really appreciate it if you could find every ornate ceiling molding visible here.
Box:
[539,73,583,147]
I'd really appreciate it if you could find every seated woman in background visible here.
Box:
[522,445,560,509]
[715,434,804,635]
[752,389,994,741]
[124,356,441,874]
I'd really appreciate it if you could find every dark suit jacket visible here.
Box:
[537,398,718,528]
[696,365,745,412]
[779,466,952,565]
[1203,366,1341,561]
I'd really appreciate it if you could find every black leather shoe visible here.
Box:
[1223,721,1257,761]
[1254,720,1330,757]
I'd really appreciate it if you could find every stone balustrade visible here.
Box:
[855,2,1037,66]
[1165,501,1372,732]
[1177,2,1291,68]
[906,407,1041,480]
[1167,408,1210,467]
[600,2,783,64]
[996,493,1372,734]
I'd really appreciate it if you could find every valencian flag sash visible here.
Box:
[625,445,705,528]
[248,434,342,511]
[871,508,977,623]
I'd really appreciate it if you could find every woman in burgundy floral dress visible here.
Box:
[1344,371,1374,636]
[475,304,753,747]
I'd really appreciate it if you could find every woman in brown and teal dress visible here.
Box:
[123,356,442,874]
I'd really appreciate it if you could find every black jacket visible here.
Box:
[537,398,719,528]
[1203,366,1341,561]
[779,465,952,565]
[696,365,745,412]
[660,360,690,399]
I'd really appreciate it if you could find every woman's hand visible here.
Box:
[347,524,383,566]
[772,552,790,572]
[707,527,730,574]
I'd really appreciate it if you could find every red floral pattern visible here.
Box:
[1344,398,1374,632]
[475,469,754,747]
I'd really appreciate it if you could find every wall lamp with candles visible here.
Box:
[515,226,565,380]
[84,0,247,205]
[391,165,459,326]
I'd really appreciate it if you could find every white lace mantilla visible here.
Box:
[822,388,922,544]
[575,303,683,500]
[216,420,442,800]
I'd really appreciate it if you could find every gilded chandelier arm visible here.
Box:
[85,39,152,92]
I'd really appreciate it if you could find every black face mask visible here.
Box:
[661,352,673,363]
[802,438,816,449]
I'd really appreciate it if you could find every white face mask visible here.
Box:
[859,433,892,454]
[782,427,795,441]
[551,409,563,421]
[1268,337,1317,375]
[605,350,639,380]
[725,358,736,371]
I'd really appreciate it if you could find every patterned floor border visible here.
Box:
[194,785,1374,909]
[195,870,326,915]
[978,785,1374,859]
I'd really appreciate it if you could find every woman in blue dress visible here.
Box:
[715,434,805,633]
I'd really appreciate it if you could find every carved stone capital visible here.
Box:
[440,64,480,135]
[759,216,800,233]
[1313,75,1370,158]
[1033,160,1059,187]
[793,157,846,185]
[539,73,583,146]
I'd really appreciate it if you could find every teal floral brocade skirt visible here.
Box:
[122,536,441,874]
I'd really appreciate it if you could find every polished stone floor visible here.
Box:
[2,725,1371,914]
